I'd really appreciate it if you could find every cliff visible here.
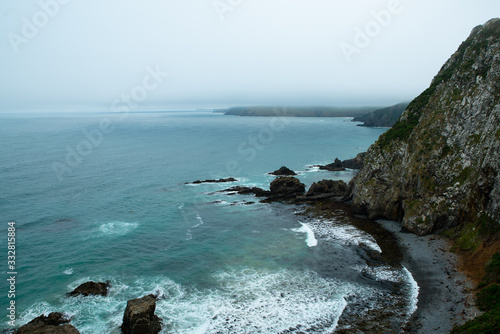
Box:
[349,18,500,235]
[352,102,409,127]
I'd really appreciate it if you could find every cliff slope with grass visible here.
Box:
[349,18,500,236]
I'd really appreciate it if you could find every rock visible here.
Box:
[121,294,161,334]
[188,177,237,184]
[318,158,345,171]
[269,166,297,176]
[318,154,365,171]
[221,186,271,197]
[349,18,500,235]
[306,180,347,197]
[68,281,110,297]
[270,177,306,195]
[340,153,365,169]
[14,312,80,334]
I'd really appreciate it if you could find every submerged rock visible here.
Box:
[14,312,80,334]
[121,294,161,334]
[269,166,297,176]
[68,281,110,297]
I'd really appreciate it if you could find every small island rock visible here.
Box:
[121,294,161,334]
[306,180,347,197]
[68,281,110,297]
[269,166,297,176]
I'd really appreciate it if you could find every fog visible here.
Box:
[0,0,499,111]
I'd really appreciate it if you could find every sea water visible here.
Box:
[0,111,416,333]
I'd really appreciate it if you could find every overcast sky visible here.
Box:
[0,0,499,112]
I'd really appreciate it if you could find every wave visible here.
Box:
[17,269,371,334]
[292,222,318,247]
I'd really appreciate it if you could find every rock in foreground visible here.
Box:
[68,281,110,297]
[121,294,161,334]
[14,312,80,334]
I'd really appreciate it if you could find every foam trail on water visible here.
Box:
[402,266,419,318]
[293,222,318,247]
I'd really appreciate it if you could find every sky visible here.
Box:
[0,0,499,112]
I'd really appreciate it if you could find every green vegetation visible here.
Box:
[451,308,500,334]
[456,167,473,185]
[453,252,500,333]
[450,214,499,252]
[377,19,500,150]
[495,129,500,140]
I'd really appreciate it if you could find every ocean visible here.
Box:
[0,111,417,333]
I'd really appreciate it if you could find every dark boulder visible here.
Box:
[222,186,271,197]
[188,178,237,184]
[270,177,306,195]
[306,180,347,197]
[319,158,345,172]
[340,153,365,169]
[68,281,110,297]
[269,166,297,176]
[14,312,80,334]
[121,294,161,334]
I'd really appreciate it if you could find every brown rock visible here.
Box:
[121,294,161,334]
[14,312,80,334]
[68,281,110,297]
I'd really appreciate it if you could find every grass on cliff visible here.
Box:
[452,252,500,333]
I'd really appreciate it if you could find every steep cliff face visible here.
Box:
[350,18,500,235]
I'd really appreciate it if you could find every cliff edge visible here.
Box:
[349,18,500,235]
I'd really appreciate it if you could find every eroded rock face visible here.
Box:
[270,177,306,195]
[14,312,80,334]
[121,294,161,334]
[349,18,500,235]
[68,281,110,297]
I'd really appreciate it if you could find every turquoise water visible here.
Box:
[0,111,415,333]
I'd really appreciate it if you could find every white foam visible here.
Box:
[98,221,138,236]
[293,222,318,247]
[19,270,370,334]
[63,268,74,275]
[402,266,419,318]
[307,219,382,253]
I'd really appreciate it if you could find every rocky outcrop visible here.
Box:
[350,19,500,235]
[14,313,80,334]
[68,281,110,297]
[318,153,365,171]
[306,180,347,197]
[270,177,306,196]
[269,166,297,175]
[221,186,271,197]
[352,102,409,127]
[121,294,161,334]
[188,177,237,184]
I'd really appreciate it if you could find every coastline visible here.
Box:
[377,220,479,333]
[299,199,478,333]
